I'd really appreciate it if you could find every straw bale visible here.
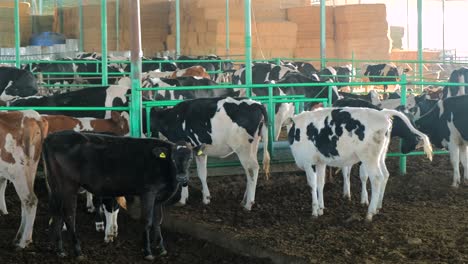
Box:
[334,4,387,24]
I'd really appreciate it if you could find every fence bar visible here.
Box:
[226,0,230,57]
[79,0,84,52]
[116,0,120,51]
[14,0,21,68]
[320,0,326,69]
[417,0,423,93]
[129,0,143,137]
[101,0,108,86]
[244,0,252,97]
[399,74,407,175]
[176,0,181,57]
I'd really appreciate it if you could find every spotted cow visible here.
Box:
[0,66,39,101]
[150,97,270,210]
[0,111,48,249]
[286,108,432,221]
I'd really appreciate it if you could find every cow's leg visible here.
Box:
[103,199,119,243]
[0,178,8,214]
[460,146,468,185]
[93,197,105,232]
[316,164,326,216]
[141,192,156,260]
[152,203,167,256]
[237,146,260,211]
[359,164,369,206]
[86,191,95,213]
[51,214,65,257]
[362,162,383,222]
[305,164,319,217]
[377,141,391,211]
[449,143,461,188]
[11,175,37,249]
[62,193,82,259]
[341,166,351,200]
[195,155,211,205]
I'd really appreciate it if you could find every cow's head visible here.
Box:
[110,111,130,136]
[153,141,205,186]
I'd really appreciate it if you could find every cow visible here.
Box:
[43,131,204,259]
[150,97,270,210]
[75,57,124,85]
[267,72,341,140]
[232,63,298,87]
[24,58,77,91]
[361,63,409,92]
[339,90,381,105]
[414,95,468,188]
[0,66,39,101]
[285,107,432,221]
[442,67,468,99]
[0,111,48,249]
[142,76,238,101]
[333,98,427,204]
[317,65,354,86]
[9,77,131,119]
[176,54,233,82]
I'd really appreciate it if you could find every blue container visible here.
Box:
[29,32,66,46]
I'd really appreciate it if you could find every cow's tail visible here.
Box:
[380,109,433,161]
[260,105,271,180]
[42,138,63,225]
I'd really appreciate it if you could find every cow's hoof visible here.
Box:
[451,183,460,189]
[95,222,104,232]
[365,214,374,223]
[202,197,211,205]
[56,251,67,258]
[174,201,186,207]
[144,254,155,261]
[76,255,86,261]
[159,248,168,256]
[87,207,95,213]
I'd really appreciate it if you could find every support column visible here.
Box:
[129,0,143,137]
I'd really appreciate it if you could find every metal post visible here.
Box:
[399,74,407,175]
[58,0,64,33]
[406,0,409,49]
[320,0,326,69]
[130,0,143,137]
[417,0,423,93]
[442,0,445,63]
[244,0,252,97]
[14,0,21,68]
[101,0,108,86]
[39,0,43,15]
[116,0,120,51]
[78,0,84,52]
[176,0,181,57]
[226,0,230,57]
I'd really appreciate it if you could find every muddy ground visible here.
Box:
[2,141,468,263]
[168,142,468,263]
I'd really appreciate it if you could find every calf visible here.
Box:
[333,98,428,204]
[443,67,468,99]
[0,66,38,101]
[0,111,48,248]
[362,63,408,92]
[150,97,270,210]
[339,90,380,105]
[9,77,131,118]
[43,131,203,259]
[286,108,432,221]
[415,95,468,187]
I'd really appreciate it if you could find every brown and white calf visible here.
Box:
[41,111,130,243]
[0,110,48,248]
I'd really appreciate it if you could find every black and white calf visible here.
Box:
[333,98,430,204]
[415,95,468,188]
[286,108,432,221]
[232,62,298,87]
[0,66,38,101]
[362,63,408,92]
[442,67,468,99]
[43,131,203,259]
[150,97,270,210]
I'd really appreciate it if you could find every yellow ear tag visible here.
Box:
[159,152,166,159]
[197,150,203,156]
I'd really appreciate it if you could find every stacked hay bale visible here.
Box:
[0,2,31,47]
[390,26,404,50]
[57,0,169,55]
[166,0,297,58]
[287,6,335,65]
[334,4,391,61]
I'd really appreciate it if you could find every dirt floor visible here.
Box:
[168,142,468,263]
[0,179,272,264]
[2,141,468,263]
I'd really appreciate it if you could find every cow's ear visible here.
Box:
[152,147,169,159]
[193,144,206,156]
